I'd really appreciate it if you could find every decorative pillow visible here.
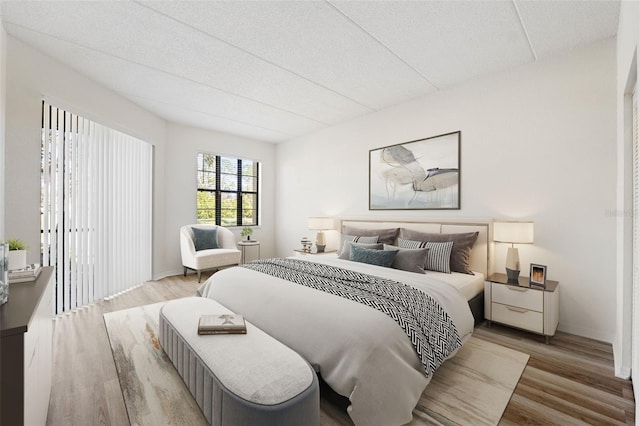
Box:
[383,244,429,274]
[350,245,398,268]
[191,227,219,251]
[398,238,453,273]
[398,229,479,274]
[337,234,379,256]
[338,241,383,260]
[341,225,399,246]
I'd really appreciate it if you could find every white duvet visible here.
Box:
[198,256,474,426]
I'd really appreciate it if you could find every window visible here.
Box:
[197,153,259,226]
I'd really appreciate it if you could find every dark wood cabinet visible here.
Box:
[1,267,54,425]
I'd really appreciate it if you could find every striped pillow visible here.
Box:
[337,234,379,256]
[398,238,454,274]
[399,229,479,274]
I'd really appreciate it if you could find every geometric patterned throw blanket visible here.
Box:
[242,258,462,377]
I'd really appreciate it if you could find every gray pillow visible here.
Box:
[398,229,479,274]
[337,234,379,256]
[350,245,398,268]
[383,244,429,274]
[342,225,399,246]
[339,241,383,260]
[398,238,453,274]
[191,227,219,251]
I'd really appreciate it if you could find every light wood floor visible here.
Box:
[46,273,635,425]
[477,324,635,425]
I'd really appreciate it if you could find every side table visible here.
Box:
[238,240,260,264]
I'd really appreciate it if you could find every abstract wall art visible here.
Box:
[369,131,461,210]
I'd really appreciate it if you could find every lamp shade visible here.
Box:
[493,221,534,244]
[307,217,334,231]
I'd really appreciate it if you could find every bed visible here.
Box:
[198,218,492,426]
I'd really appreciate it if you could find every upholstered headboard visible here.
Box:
[339,217,493,276]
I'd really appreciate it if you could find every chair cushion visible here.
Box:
[192,227,219,251]
[193,249,241,270]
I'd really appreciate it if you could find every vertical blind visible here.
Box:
[41,102,153,314]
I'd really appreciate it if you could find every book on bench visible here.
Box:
[198,314,247,335]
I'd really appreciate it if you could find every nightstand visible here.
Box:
[484,273,559,343]
[293,249,337,257]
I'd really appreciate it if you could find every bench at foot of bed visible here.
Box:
[159,297,319,426]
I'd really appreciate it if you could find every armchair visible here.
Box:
[180,225,241,282]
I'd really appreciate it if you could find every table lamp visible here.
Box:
[493,221,534,283]
[307,217,334,253]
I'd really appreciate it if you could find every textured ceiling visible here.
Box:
[0,1,620,143]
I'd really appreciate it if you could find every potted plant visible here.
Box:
[0,243,8,305]
[7,238,28,271]
[240,227,254,241]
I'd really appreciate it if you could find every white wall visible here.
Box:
[277,39,617,343]
[0,26,6,241]
[161,123,276,277]
[5,37,169,274]
[615,0,639,382]
[4,36,278,280]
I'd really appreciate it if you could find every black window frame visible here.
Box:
[196,153,259,227]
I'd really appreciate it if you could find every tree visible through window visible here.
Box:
[197,153,259,226]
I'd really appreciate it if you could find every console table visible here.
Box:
[1,266,54,425]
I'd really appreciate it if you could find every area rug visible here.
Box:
[104,302,207,425]
[411,337,529,425]
[104,301,528,426]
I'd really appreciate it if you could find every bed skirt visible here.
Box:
[468,291,484,326]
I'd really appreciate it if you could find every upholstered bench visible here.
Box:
[159,297,319,426]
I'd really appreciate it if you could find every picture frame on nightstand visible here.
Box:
[530,263,547,288]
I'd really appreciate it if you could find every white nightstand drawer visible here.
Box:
[492,302,544,333]
[492,283,543,312]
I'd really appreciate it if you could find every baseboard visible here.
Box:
[613,336,632,379]
[153,265,237,282]
[557,323,614,346]
[153,269,183,281]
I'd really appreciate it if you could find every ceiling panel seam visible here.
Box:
[326,0,440,92]
[120,91,294,137]
[133,0,375,112]
[2,20,330,126]
[512,0,537,60]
